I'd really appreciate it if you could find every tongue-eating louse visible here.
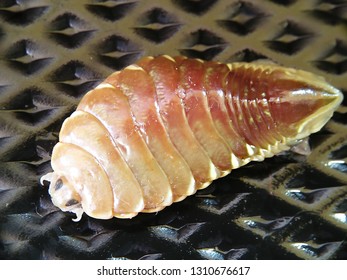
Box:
[40,55,343,221]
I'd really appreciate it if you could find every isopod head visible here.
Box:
[41,172,84,221]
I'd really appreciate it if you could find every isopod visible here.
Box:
[40,55,343,221]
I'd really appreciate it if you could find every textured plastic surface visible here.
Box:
[0,0,346,260]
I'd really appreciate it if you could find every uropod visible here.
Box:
[40,55,343,221]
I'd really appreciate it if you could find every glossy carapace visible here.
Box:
[40,55,343,221]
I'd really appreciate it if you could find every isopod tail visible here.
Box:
[224,62,343,150]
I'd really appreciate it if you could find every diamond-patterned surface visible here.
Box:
[0,1,49,26]
[85,0,137,22]
[5,40,53,75]
[307,0,347,25]
[50,60,101,98]
[0,0,346,260]
[96,35,142,70]
[134,8,181,43]
[217,1,268,36]
[180,29,227,60]
[265,20,315,55]
[313,39,347,74]
[48,13,95,49]
[172,0,218,15]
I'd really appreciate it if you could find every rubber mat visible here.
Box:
[0,0,346,260]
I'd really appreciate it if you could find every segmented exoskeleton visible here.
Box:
[40,55,343,221]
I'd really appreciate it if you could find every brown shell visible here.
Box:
[40,55,343,221]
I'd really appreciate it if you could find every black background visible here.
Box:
[0,0,346,259]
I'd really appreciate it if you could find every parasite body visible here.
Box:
[40,55,343,221]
